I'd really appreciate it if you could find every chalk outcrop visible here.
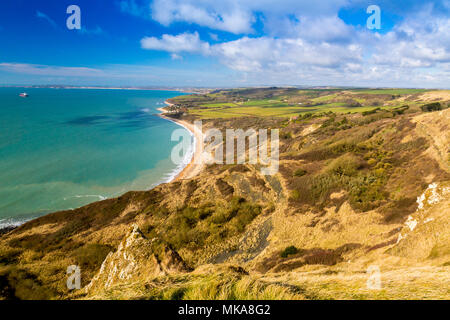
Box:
[86,225,189,293]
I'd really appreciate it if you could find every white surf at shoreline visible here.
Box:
[140,106,196,186]
[0,217,32,229]
[151,115,196,185]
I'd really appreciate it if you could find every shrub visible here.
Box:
[327,154,361,177]
[367,158,377,166]
[389,105,409,116]
[74,243,113,271]
[369,99,382,106]
[421,102,442,112]
[0,266,56,300]
[293,168,307,177]
[281,246,299,258]
[362,108,381,116]
[347,173,387,211]
[290,190,300,200]
[321,116,336,128]
[298,141,360,161]
[141,223,157,238]
[344,100,362,108]
[230,203,261,233]
[0,247,21,264]
[280,131,292,139]
[210,207,233,225]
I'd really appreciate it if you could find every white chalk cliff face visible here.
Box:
[393,182,450,261]
[86,225,189,293]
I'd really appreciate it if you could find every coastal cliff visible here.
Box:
[1,99,449,300]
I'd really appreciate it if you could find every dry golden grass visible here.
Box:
[417,90,450,102]
[260,201,399,261]
[261,266,450,300]
[86,271,306,300]
[413,109,450,172]
[85,263,450,300]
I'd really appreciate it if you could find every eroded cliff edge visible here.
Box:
[1,109,449,300]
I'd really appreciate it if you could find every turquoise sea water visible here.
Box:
[0,88,190,227]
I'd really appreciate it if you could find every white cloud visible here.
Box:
[171,53,183,60]
[11,1,450,87]
[36,11,58,29]
[370,9,450,68]
[0,63,103,77]
[151,0,254,34]
[141,31,210,54]
[212,37,363,72]
[139,1,450,87]
[150,0,350,34]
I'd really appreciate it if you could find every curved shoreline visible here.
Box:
[0,99,202,234]
[157,102,204,182]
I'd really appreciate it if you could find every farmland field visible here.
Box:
[169,88,446,119]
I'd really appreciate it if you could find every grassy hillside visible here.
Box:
[0,88,449,300]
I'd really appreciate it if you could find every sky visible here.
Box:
[0,0,449,88]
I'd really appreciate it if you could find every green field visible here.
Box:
[168,87,444,119]
[189,103,406,119]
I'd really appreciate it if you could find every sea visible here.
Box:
[0,87,192,228]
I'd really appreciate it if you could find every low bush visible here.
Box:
[281,246,299,258]
[362,108,381,116]
[421,102,442,112]
[290,190,300,200]
[0,247,22,264]
[392,105,409,115]
[293,168,307,177]
[280,131,292,139]
[73,243,113,271]
[0,266,56,300]
[326,154,362,177]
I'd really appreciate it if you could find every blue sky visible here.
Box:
[0,0,449,87]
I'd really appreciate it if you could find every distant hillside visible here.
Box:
[167,87,449,119]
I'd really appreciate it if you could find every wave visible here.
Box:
[155,118,196,185]
[0,217,32,229]
[63,194,108,201]
[0,194,108,229]
[139,102,196,186]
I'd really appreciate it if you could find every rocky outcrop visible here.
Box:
[391,182,450,261]
[85,225,189,293]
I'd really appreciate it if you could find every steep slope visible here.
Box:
[390,182,450,262]
[0,108,449,300]
[413,109,450,172]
